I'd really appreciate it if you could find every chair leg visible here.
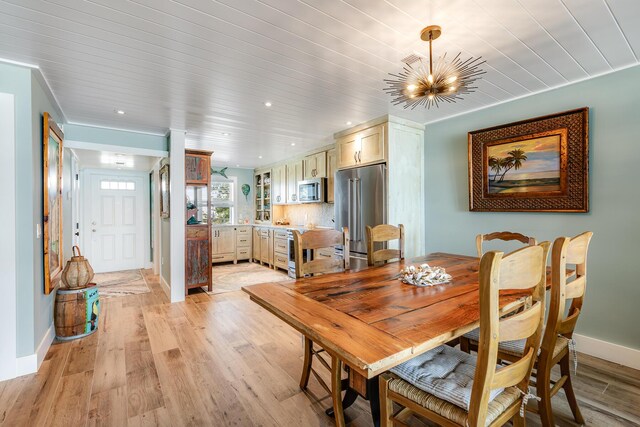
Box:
[378,374,394,427]
[560,353,585,425]
[331,355,345,427]
[536,355,555,427]
[299,336,313,390]
[459,336,470,353]
[512,412,526,427]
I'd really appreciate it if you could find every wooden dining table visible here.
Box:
[242,252,546,427]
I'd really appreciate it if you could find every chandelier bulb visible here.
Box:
[407,84,417,92]
[447,76,457,83]
[427,74,434,84]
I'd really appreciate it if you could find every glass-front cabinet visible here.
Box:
[254,169,272,223]
[185,150,213,294]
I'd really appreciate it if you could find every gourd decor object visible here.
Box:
[60,246,94,289]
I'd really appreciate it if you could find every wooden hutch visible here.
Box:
[185,149,213,294]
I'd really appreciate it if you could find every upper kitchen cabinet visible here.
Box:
[333,115,425,259]
[272,164,286,205]
[336,123,385,170]
[254,169,272,223]
[303,151,327,179]
[326,148,337,203]
[286,160,303,204]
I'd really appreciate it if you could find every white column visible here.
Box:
[169,129,186,303]
[0,93,17,380]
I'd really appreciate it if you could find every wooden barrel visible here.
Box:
[54,284,100,340]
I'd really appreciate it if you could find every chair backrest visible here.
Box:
[476,231,537,258]
[469,242,550,426]
[365,224,404,266]
[540,232,593,356]
[293,227,350,279]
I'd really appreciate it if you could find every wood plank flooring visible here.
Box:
[0,268,638,426]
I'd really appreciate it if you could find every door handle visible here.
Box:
[74,232,80,236]
[353,151,357,163]
[357,151,361,163]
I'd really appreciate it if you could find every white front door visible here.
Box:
[86,171,146,273]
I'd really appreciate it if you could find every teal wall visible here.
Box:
[212,166,254,223]
[0,63,35,356]
[64,123,167,152]
[0,63,64,357]
[424,65,640,350]
[31,73,64,354]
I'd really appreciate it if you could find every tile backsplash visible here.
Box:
[277,203,335,228]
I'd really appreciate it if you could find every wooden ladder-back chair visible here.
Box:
[476,231,537,258]
[462,231,593,426]
[365,224,404,266]
[294,227,350,395]
[380,242,550,427]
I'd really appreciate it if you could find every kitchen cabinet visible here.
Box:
[235,226,252,261]
[259,228,273,266]
[336,123,385,169]
[252,227,261,262]
[211,227,236,263]
[286,160,303,204]
[272,164,286,205]
[326,148,337,203]
[303,151,327,179]
[185,150,213,294]
[272,229,289,271]
[254,169,272,222]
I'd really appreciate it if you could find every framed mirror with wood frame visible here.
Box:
[43,112,64,295]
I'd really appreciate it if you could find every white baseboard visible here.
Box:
[574,333,640,371]
[160,275,171,299]
[15,323,55,378]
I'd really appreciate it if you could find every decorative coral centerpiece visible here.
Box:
[399,264,452,287]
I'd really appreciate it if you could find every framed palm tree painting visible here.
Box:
[468,108,588,212]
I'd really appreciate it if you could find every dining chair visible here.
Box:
[379,242,550,427]
[461,231,593,426]
[476,231,537,258]
[365,224,404,266]
[294,227,350,395]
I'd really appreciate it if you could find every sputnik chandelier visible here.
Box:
[384,25,485,109]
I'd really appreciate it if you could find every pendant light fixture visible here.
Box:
[384,25,486,109]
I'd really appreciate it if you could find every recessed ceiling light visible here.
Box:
[264,101,272,107]
[221,132,230,136]
[115,109,125,115]
[291,143,295,146]
[346,121,352,125]
[258,155,263,159]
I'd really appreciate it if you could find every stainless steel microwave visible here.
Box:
[297,178,326,203]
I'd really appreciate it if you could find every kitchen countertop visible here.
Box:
[210,223,333,231]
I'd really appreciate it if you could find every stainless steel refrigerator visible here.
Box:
[334,164,386,259]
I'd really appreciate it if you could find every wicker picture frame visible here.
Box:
[468,108,589,212]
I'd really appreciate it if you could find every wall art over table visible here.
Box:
[468,108,589,212]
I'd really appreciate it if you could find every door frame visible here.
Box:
[81,168,152,272]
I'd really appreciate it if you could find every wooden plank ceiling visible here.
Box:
[0,0,638,167]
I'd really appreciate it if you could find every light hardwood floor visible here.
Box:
[0,269,638,426]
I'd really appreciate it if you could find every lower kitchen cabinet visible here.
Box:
[212,226,253,264]
[211,227,235,263]
[273,229,289,271]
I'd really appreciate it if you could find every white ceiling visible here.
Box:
[71,148,159,172]
[1,0,639,167]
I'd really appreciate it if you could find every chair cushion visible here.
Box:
[387,376,520,426]
[463,328,569,359]
[390,345,506,411]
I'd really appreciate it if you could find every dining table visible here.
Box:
[242,252,552,427]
